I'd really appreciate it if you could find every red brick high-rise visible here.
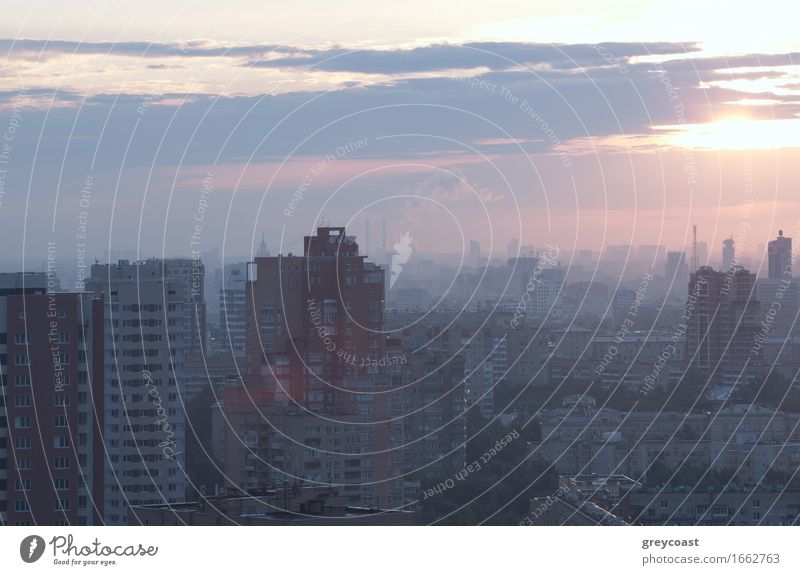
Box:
[1,287,105,525]
[243,226,387,412]
[219,227,405,508]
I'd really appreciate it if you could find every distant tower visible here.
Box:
[469,240,480,266]
[697,241,708,266]
[768,230,792,279]
[665,251,688,297]
[257,232,269,257]
[365,219,371,255]
[382,219,387,254]
[507,237,519,260]
[722,237,735,271]
[691,224,699,271]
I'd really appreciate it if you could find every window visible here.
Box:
[54,436,70,449]
[54,395,70,407]
[14,374,30,387]
[54,478,70,491]
[18,458,31,470]
[14,333,30,345]
[53,499,69,511]
[14,395,32,408]
[14,437,31,449]
[14,353,29,366]
[15,479,31,491]
[15,500,30,512]
[54,457,70,469]
[14,416,32,429]
[54,415,69,427]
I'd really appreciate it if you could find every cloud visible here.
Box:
[245,41,701,74]
[0,38,301,59]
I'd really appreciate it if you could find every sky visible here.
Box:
[1,0,799,273]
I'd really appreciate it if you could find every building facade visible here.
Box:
[1,275,104,525]
[87,260,189,524]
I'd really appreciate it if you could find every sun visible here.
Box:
[656,117,800,150]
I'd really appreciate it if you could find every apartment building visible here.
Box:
[87,260,190,524]
[0,274,104,525]
[533,405,800,486]
[219,227,404,508]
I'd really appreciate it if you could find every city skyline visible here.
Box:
[2,3,800,262]
[5,1,800,559]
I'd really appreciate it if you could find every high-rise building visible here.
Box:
[697,241,708,268]
[530,266,566,320]
[163,258,206,359]
[463,332,505,419]
[686,266,761,378]
[401,354,466,481]
[665,251,688,298]
[226,227,403,508]
[469,240,481,267]
[722,238,735,272]
[0,274,105,525]
[757,277,799,338]
[506,238,519,260]
[768,230,792,279]
[87,260,189,524]
[243,227,385,411]
[218,262,248,358]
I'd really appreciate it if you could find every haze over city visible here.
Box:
[2,2,800,571]
[2,1,800,264]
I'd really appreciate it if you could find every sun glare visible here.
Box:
[657,117,800,150]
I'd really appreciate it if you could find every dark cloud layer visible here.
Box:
[244,41,701,74]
